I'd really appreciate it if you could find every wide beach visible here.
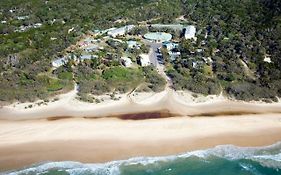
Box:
[0,89,281,171]
[1,115,281,171]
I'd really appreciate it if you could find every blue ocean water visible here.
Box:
[3,142,281,175]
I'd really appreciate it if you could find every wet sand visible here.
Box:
[0,114,281,171]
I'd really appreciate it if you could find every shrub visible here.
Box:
[143,66,166,92]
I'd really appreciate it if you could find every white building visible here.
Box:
[127,40,139,49]
[162,42,178,51]
[168,51,181,61]
[34,23,42,28]
[184,25,196,40]
[107,25,135,38]
[102,27,116,35]
[150,24,184,31]
[197,48,203,53]
[202,57,213,63]
[264,55,272,63]
[139,54,151,66]
[17,16,29,20]
[52,57,68,68]
[80,54,98,61]
[121,57,133,67]
[84,45,99,52]
[192,60,204,69]
[84,37,96,44]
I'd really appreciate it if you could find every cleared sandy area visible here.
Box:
[1,88,281,120]
[0,114,281,171]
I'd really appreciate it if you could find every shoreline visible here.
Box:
[1,115,281,171]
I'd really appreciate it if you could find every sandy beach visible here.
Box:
[0,115,281,171]
[0,89,281,171]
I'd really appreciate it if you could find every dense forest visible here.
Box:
[0,0,280,103]
[0,0,178,103]
[166,0,281,102]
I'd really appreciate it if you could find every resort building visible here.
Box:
[202,57,213,63]
[84,45,99,52]
[127,40,139,49]
[80,54,98,61]
[93,29,101,34]
[84,37,96,44]
[121,57,133,67]
[107,25,135,38]
[162,41,179,51]
[103,27,117,34]
[184,25,196,40]
[197,48,203,53]
[144,32,172,42]
[168,51,181,61]
[139,54,151,66]
[192,60,204,69]
[34,23,42,28]
[52,57,68,68]
[79,37,98,47]
[264,55,272,63]
[150,24,184,31]
[16,15,29,20]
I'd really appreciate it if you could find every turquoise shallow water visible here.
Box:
[3,142,281,175]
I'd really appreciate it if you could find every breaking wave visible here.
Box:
[3,142,281,175]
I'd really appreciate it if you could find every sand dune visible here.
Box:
[1,89,281,120]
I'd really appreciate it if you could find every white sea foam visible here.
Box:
[239,163,263,175]
[4,142,281,174]
[4,161,121,175]
[253,153,281,162]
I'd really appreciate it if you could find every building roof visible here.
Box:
[184,25,196,39]
[150,24,184,30]
[52,57,68,68]
[80,54,97,61]
[84,37,96,43]
[102,27,117,34]
[17,16,29,20]
[84,45,99,52]
[139,54,151,66]
[121,57,133,67]
[162,42,178,50]
[168,51,181,61]
[34,23,42,28]
[107,25,135,37]
[144,32,172,42]
[264,55,272,63]
[127,40,138,48]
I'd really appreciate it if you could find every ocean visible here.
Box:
[3,142,281,175]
